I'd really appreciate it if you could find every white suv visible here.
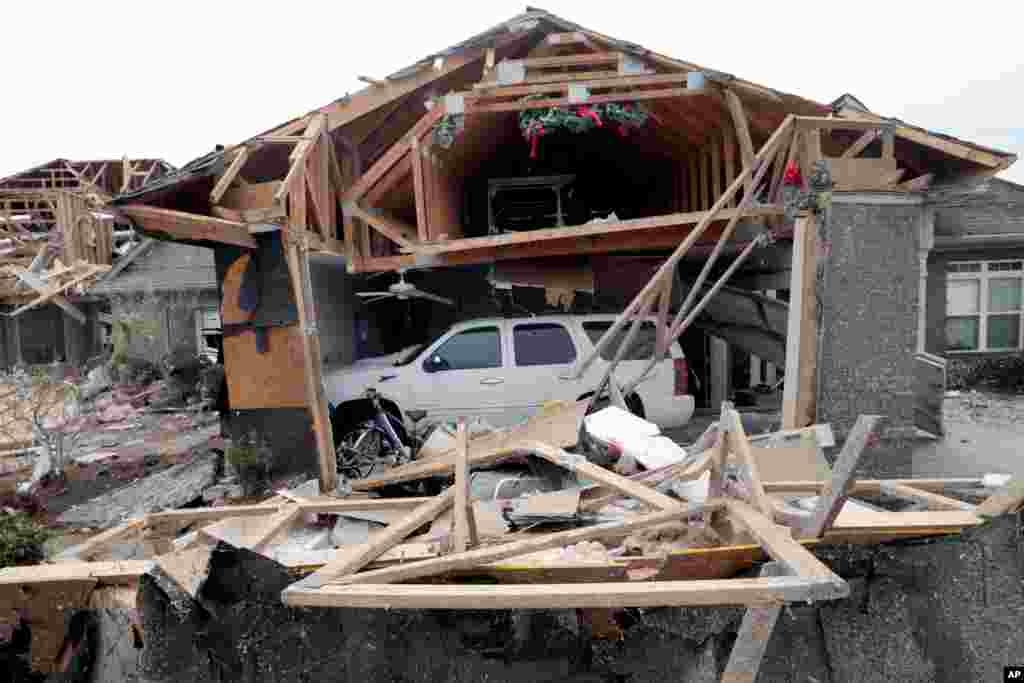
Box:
[323,314,695,433]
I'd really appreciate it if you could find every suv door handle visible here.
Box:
[480,378,504,385]
[557,373,575,380]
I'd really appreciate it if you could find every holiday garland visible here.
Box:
[518,98,652,158]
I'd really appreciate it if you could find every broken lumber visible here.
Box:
[295,488,456,589]
[722,562,787,682]
[283,575,842,610]
[800,415,884,538]
[310,502,715,587]
[352,400,588,490]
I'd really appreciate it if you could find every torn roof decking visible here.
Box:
[112,8,1015,268]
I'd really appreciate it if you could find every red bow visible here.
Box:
[782,160,803,187]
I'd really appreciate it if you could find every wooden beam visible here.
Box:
[468,88,708,114]
[413,207,782,256]
[144,498,434,537]
[711,133,723,201]
[723,124,737,208]
[526,442,683,511]
[722,563,787,682]
[724,408,774,518]
[781,213,818,429]
[0,560,148,586]
[56,519,144,562]
[879,482,976,512]
[724,89,755,195]
[519,51,621,69]
[342,105,445,204]
[283,183,337,492]
[796,116,896,132]
[320,502,716,586]
[840,129,878,159]
[800,415,885,538]
[724,499,844,586]
[364,154,412,206]
[899,173,935,192]
[275,114,327,202]
[294,488,456,588]
[411,138,429,242]
[976,478,1024,517]
[284,574,840,610]
[210,147,251,204]
[120,204,257,248]
[347,203,419,247]
[452,421,474,553]
[5,267,87,324]
[700,146,710,210]
[574,115,796,378]
[468,72,689,99]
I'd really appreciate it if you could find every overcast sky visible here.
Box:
[4,1,1023,182]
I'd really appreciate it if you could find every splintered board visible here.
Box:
[223,325,308,408]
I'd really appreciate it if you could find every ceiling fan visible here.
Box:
[356,271,454,306]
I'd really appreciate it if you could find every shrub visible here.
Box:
[0,512,51,569]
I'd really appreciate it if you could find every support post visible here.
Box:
[285,172,338,493]
[782,213,818,429]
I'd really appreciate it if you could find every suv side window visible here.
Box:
[582,321,662,360]
[423,326,502,372]
[513,323,577,366]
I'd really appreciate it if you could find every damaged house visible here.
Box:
[108,8,1016,488]
[0,157,176,369]
[4,9,1024,682]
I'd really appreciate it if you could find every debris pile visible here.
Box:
[1,396,1019,675]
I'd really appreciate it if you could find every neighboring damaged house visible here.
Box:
[89,239,221,365]
[0,157,175,369]
[924,177,1024,387]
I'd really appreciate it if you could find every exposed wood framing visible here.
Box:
[283,575,840,610]
[724,90,755,195]
[800,415,884,538]
[120,204,257,249]
[573,115,795,388]
[295,489,456,589]
[284,171,337,492]
[451,422,477,553]
[468,88,708,114]
[722,562,787,682]
[781,213,818,429]
[210,146,251,204]
[840,129,879,159]
[835,111,1010,169]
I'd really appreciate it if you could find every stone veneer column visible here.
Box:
[816,193,924,475]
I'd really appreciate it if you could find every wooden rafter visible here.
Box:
[840,129,879,159]
[120,204,257,249]
[275,115,327,202]
[210,146,251,204]
[469,87,708,114]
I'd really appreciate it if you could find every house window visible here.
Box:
[195,308,222,362]
[946,260,1023,352]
